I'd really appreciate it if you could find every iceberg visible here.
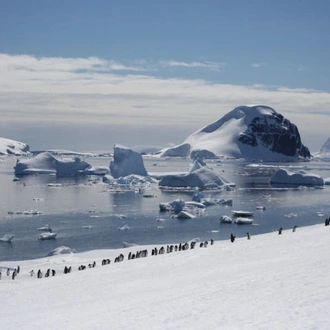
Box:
[232,210,254,217]
[176,210,196,219]
[38,232,57,240]
[14,152,91,176]
[270,168,324,186]
[37,224,52,232]
[110,144,148,178]
[220,215,233,223]
[45,246,74,257]
[0,234,14,242]
[83,166,110,175]
[158,158,234,190]
[235,217,253,225]
[159,199,186,213]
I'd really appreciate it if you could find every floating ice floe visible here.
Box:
[48,183,63,187]
[235,217,253,225]
[83,166,110,175]
[115,214,126,219]
[192,191,233,206]
[0,234,14,242]
[232,210,254,217]
[176,210,196,219]
[142,194,157,198]
[118,225,129,231]
[158,158,235,190]
[159,198,206,217]
[45,246,74,256]
[122,241,138,248]
[284,212,298,218]
[185,201,206,209]
[37,224,52,232]
[23,210,43,215]
[8,210,23,215]
[256,206,266,210]
[33,197,44,201]
[103,174,156,193]
[38,232,57,240]
[220,215,233,223]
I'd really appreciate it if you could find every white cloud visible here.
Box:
[0,53,147,73]
[0,53,329,151]
[251,62,268,68]
[161,60,226,72]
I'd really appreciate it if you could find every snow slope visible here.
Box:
[0,224,329,329]
[156,105,310,161]
[0,137,29,156]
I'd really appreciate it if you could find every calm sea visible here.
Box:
[1,156,330,262]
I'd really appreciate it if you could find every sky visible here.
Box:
[1,224,330,329]
[1,0,330,152]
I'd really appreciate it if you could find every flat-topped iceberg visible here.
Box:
[14,152,91,176]
[270,168,324,186]
[110,144,148,178]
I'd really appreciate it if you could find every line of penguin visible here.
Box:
[1,222,326,281]
[30,239,215,279]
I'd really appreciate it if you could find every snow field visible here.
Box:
[0,224,330,329]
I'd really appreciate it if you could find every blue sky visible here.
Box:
[1,0,330,152]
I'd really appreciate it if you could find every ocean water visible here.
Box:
[1,156,330,262]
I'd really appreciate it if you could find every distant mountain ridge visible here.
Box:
[156,105,311,161]
[319,137,330,155]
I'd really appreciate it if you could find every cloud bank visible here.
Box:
[1,53,329,151]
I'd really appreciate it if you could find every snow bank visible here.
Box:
[270,168,324,186]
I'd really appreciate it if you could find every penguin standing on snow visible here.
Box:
[230,233,236,243]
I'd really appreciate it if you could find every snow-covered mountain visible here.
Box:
[312,137,330,160]
[0,137,30,156]
[155,105,311,161]
[319,137,330,155]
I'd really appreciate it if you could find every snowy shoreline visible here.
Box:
[1,223,330,329]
